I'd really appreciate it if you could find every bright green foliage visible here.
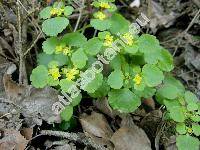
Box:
[71,49,88,69]
[30,65,48,88]
[42,17,69,36]
[39,6,52,19]
[60,105,73,121]
[176,123,187,134]
[107,70,123,89]
[90,19,111,31]
[84,38,103,55]
[59,79,74,92]
[37,53,68,67]
[157,84,180,100]
[108,88,141,113]
[62,32,87,47]
[109,13,129,34]
[31,1,200,148]
[176,135,200,150]
[142,64,164,87]
[83,73,103,93]
[64,6,74,16]
[192,124,200,136]
[42,37,58,54]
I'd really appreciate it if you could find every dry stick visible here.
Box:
[18,0,45,38]
[73,0,84,32]
[184,9,200,34]
[24,31,42,56]
[41,130,106,150]
[17,1,24,84]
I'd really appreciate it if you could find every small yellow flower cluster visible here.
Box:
[133,74,142,85]
[62,68,79,81]
[99,2,110,9]
[49,67,61,80]
[50,8,64,16]
[95,11,106,20]
[104,34,114,47]
[187,128,193,134]
[123,33,134,46]
[55,45,72,56]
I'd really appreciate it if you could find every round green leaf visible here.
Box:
[59,79,74,92]
[84,37,103,55]
[60,105,73,121]
[192,124,200,136]
[176,123,187,134]
[71,49,88,69]
[157,84,179,100]
[42,37,58,54]
[134,87,156,99]
[164,99,185,122]
[190,115,200,122]
[90,19,111,31]
[158,49,174,72]
[138,34,160,53]
[187,103,198,111]
[176,135,200,150]
[71,93,82,107]
[184,91,198,104]
[83,73,103,93]
[42,17,69,36]
[124,44,138,54]
[142,64,164,87]
[107,70,123,89]
[108,88,141,113]
[30,65,48,88]
[64,6,74,16]
[109,13,129,34]
[39,6,52,19]
[89,79,110,98]
[62,32,87,47]
[47,76,59,86]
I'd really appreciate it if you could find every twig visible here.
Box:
[16,0,24,84]
[24,32,42,56]
[41,130,106,150]
[74,0,84,32]
[184,9,200,34]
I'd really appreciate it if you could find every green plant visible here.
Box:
[30,0,200,149]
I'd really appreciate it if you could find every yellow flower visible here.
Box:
[187,128,193,134]
[95,11,106,20]
[50,8,58,15]
[104,34,114,47]
[48,67,61,80]
[133,74,142,85]
[55,45,64,54]
[50,8,64,16]
[63,47,71,55]
[57,8,64,16]
[99,2,110,9]
[62,68,79,81]
[123,33,134,46]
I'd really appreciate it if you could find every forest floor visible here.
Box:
[0,0,199,150]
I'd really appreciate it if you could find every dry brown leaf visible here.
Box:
[80,112,113,140]
[0,129,28,150]
[1,64,60,125]
[111,127,152,150]
[20,128,33,140]
[111,115,151,150]
[93,97,115,118]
